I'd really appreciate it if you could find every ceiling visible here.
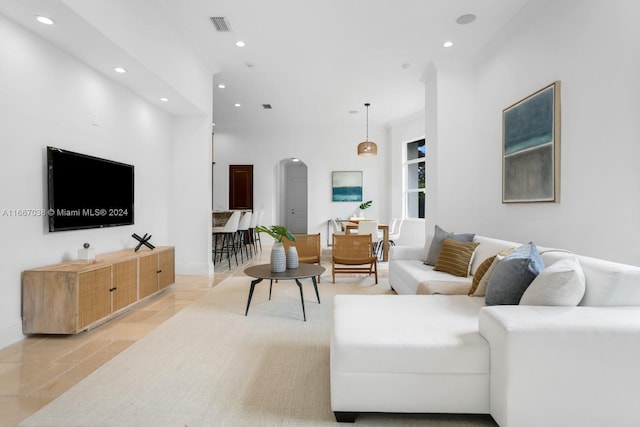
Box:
[0,0,531,131]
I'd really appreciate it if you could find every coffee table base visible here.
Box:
[244,276,320,321]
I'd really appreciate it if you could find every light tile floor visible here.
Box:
[0,251,255,427]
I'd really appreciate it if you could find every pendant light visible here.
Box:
[357,103,378,156]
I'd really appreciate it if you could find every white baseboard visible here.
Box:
[0,319,25,351]
[175,261,214,276]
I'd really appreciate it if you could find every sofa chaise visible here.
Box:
[330,230,640,426]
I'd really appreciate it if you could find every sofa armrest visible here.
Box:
[479,306,640,427]
[389,245,424,261]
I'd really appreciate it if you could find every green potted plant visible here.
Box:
[358,200,372,218]
[255,225,296,272]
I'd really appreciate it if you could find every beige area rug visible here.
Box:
[20,268,496,427]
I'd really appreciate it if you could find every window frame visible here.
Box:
[403,138,426,219]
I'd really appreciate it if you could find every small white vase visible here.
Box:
[270,242,286,272]
[287,246,299,269]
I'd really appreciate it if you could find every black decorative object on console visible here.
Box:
[132,233,155,252]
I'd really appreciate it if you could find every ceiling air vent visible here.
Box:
[210,17,230,32]
[262,104,273,109]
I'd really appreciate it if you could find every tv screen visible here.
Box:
[47,147,134,232]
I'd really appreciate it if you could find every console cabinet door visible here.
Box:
[158,248,175,290]
[139,253,159,299]
[112,259,138,311]
[78,266,112,329]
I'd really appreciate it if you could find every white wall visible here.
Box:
[170,117,214,275]
[213,123,389,248]
[0,14,211,349]
[388,110,426,246]
[431,0,640,264]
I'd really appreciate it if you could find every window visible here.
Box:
[404,139,425,218]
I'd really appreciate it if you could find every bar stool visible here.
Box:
[235,211,252,262]
[254,210,264,251]
[212,211,241,269]
[247,210,259,255]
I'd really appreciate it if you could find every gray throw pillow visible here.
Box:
[485,242,544,305]
[424,225,475,266]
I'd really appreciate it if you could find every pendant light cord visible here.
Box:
[365,103,370,141]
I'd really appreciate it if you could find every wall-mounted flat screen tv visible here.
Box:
[47,146,134,232]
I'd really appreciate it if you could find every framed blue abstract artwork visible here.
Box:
[332,171,362,202]
[502,81,561,203]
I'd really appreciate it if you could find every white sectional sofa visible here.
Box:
[330,232,640,426]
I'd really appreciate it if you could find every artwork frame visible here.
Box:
[332,171,363,202]
[502,81,561,203]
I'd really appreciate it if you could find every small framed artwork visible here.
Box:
[332,171,363,202]
[502,81,561,203]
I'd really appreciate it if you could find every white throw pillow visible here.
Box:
[519,256,586,306]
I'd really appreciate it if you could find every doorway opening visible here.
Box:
[279,158,308,233]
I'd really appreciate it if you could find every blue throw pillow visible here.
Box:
[485,242,544,305]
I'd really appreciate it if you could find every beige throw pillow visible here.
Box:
[434,238,480,278]
[468,255,496,295]
[470,248,514,297]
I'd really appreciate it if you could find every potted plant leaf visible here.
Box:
[358,200,372,218]
[255,225,296,272]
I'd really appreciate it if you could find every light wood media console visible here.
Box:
[22,246,175,334]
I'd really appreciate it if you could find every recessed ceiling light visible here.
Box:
[234,103,241,107]
[235,41,246,47]
[443,41,454,48]
[456,14,477,25]
[212,123,216,126]
[35,15,55,25]
[160,97,169,102]
[114,67,127,74]
[217,84,226,89]
[292,158,300,162]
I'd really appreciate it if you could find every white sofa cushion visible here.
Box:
[332,295,489,375]
[578,255,640,306]
[479,305,640,427]
[390,260,472,295]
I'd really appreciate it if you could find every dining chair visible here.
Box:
[283,233,322,282]
[212,210,241,269]
[331,234,378,284]
[357,220,382,259]
[388,218,398,235]
[331,218,345,236]
[388,219,404,246]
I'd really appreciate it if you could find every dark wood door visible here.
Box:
[229,165,253,210]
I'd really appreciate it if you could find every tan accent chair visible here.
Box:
[331,234,378,284]
[283,233,322,282]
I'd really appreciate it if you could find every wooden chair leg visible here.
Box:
[374,261,378,284]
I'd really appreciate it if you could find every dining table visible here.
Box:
[343,221,390,262]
